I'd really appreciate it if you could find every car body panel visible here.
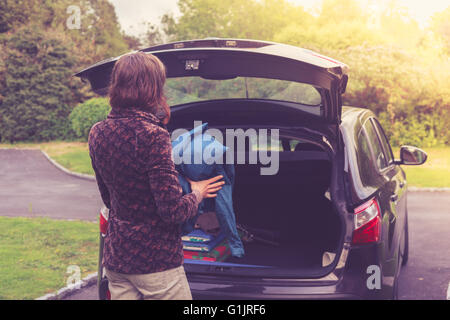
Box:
[339,106,411,298]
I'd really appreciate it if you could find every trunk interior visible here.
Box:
[184,136,344,275]
[226,148,342,270]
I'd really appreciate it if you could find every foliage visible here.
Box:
[142,22,164,47]
[0,0,129,65]
[392,147,450,188]
[1,0,449,147]
[69,97,110,140]
[431,7,450,54]
[0,0,131,142]
[162,0,450,147]
[162,0,312,41]
[0,27,76,142]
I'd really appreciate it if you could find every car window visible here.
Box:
[165,77,322,113]
[364,120,388,170]
[356,128,378,184]
[249,133,282,152]
[371,119,394,165]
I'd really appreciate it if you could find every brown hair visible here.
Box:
[109,52,170,124]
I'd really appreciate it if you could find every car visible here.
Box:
[76,38,427,300]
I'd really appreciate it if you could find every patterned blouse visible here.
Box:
[88,107,201,274]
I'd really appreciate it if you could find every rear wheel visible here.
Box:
[392,253,400,300]
[400,213,409,266]
[98,277,110,300]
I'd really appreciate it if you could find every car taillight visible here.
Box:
[352,198,381,244]
[99,206,109,236]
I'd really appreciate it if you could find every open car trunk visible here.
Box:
[74,38,350,280]
[183,134,344,278]
[229,154,341,269]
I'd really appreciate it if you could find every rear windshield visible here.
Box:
[165,77,322,110]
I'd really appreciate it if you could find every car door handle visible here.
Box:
[390,194,398,202]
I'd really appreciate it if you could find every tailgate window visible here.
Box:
[165,77,322,111]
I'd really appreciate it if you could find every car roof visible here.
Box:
[342,106,373,125]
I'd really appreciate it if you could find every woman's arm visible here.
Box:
[88,127,111,210]
[142,126,205,224]
[91,161,111,209]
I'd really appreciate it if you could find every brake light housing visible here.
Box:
[352,198,381,244]
[99,206,109,236]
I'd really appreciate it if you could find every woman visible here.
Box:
[88,52,224,300]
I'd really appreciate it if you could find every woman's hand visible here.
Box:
[187,175,225,200]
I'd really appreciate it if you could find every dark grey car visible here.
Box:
[76,38,427,300]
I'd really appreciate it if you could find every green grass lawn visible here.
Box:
[0,217,98,300]
[42,142,94,175]
[1,142,449,188]
[394,147,450,188]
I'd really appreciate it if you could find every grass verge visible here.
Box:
[0,216,98,300]
[393,147,450,188]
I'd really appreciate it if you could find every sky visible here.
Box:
[109,0,450,37]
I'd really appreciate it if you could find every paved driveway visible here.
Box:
[0,149,102,221]
[397,191,450,300]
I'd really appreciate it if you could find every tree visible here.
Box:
[0,0,129,69]
[0,0,133,142]
[123,33,142,50]
[162,0,312,41]
[431,6,450,54]
[162,0,450,147]
[142,22,164,47]
[0,27,75,142]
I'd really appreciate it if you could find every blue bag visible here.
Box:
[172,123,245,258]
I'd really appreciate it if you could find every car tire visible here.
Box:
[392,279,399,300]
[98,277,110,300]
[401,213,409,266]
[391,245,403,300]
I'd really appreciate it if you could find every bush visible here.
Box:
[0,27,76,142]
[69,98,110,141]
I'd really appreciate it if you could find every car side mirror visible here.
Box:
[396,146,427,165]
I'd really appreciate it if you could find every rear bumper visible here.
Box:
[190,286,360,300]
[186,272,360,300]
[186,243,392,300]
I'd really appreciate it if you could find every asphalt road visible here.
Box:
[0,149,103,221]
[0,149,448,300]
[397,191,450,300]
